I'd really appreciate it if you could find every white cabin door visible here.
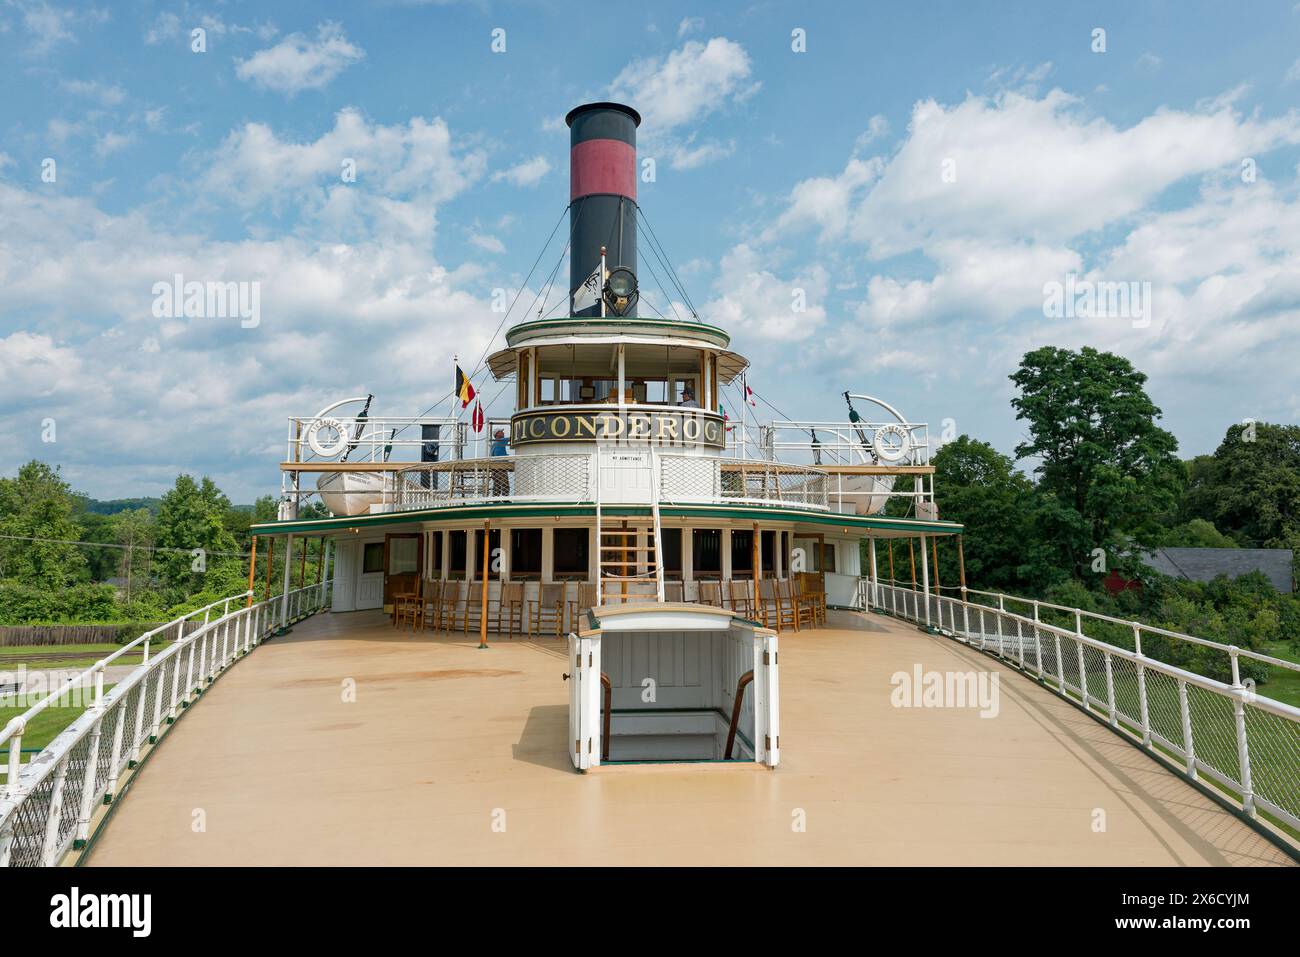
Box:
[332,542,359,612]
[567,634,602,770]
[754,632,780,767]
[597,449,652,504]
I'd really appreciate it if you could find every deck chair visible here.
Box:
[699,580,723,608]
[791,575,822,628]
[567,582,599,633]
[728,579,755,620]
[530,583,565,639]
[435,580,463,632]
[394,581,423,631]
[663,581,684,603]
[497,581,525,638]
[796,573,827,626]
[417,580,442,631]
[461,581,485,633]
[759,579,797,631]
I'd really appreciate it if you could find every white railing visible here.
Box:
[0,583,330,867]
[393,453,594,510]
[858,579,1300,835]
[659,455,829,510]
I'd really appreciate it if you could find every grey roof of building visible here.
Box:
[1141,548,1294,592]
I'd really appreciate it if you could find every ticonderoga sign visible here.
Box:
[510,409,726,448]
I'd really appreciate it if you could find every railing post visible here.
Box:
[104,687,128,799]
[1076,636,1088,709]
[1104,651,1117,727]
[40,754,71,865]
[149,656,166,742]
[184,634,197,701]
[1135,626,1151,746]
[1033,622,1043,679]
[1053,634,1064,691]
[1178,679,1196,779]
[977,607,986,651]
[73,670,106,842]
[1229,648,1255,816]
[4,726,24,798]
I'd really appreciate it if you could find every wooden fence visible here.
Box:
[0,621,205,647]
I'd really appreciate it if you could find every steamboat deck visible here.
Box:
[84,610,1291,867]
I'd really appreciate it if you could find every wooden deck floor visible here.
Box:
[86,609,1294,866]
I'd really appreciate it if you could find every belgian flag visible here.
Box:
[455,365,476,408]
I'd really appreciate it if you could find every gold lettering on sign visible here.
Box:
[658,417,678,440]
[629,415,651,440]
[577,416,597,439]
[683,416,701,441]
[529,417,546,439]
[552,416,571,438]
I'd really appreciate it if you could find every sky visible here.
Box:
[2,0,1300,503]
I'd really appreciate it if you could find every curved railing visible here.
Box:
[0,582,329,867]
[658,455,829,510]
[859,579,1300,837]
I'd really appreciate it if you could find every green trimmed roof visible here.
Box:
[504,316,731,349]
[250,501,963,537]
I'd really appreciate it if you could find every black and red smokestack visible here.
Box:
[566,102,640,317]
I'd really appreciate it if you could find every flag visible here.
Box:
[745,384,757,407]
[455,365,476,408]
[471,401,485,434]
[571,263,603,313]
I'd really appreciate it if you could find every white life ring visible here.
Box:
[873,423,912,463]
[306,416,349,458]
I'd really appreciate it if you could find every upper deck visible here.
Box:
[82,609,1291,866]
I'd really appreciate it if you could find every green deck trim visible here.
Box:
[505,316,731,348]
[250,500,962,537]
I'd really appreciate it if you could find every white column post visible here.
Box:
[280,534,294,628]
[918,535,931,626]
[868,537,878,610]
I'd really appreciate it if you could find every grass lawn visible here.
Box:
[0,641,173,673]
[1258,641,1300,709]
[0,683,116,755]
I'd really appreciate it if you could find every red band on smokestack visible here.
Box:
[570,139,636,202]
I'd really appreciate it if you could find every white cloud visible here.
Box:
[701,244,828,343]
[143,11,180,45]
[201,109,486,245]
[469,232,505,254]
[60,78,126,106]
[491,155,550,187]
[677,16,704,38]
[93,131,133,157]
[20,1,75,54]
[235,22,363,96]
[775,89,1300,257]
[609,37,759,132]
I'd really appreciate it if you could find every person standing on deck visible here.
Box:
[679,384,700,408]
[490,429,509,496]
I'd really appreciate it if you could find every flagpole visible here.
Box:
[740,371,747,461]
[599,245,607,319]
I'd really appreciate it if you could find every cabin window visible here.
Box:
[429,531,443,577]
[660,527,682,580]
[731,529,754,574]
[553,527,590,579]
[362,542,384,575]
[472,528,502,580]
[693,528,722,577]
[510,528,542,578]
[448,530,467,579]
[761,530,776,574]
[821,543,837,573]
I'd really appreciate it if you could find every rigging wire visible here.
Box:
[634,218,686,323]
[636,203,699,318]
[389,203,570,439]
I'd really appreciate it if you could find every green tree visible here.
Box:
[1182,422,1300,549]
[1010,347,1182,579]
[930,436,1059,593]
[111,507,155,602]
[154,475,242,601]
[0,460,86,587]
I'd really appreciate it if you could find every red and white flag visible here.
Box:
[745,384,757,407]
[471,401,485,433]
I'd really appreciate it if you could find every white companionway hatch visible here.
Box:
[566,604,780,770]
